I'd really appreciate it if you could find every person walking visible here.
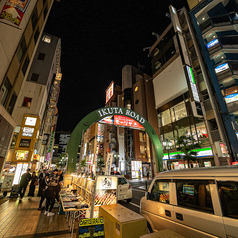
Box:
[37,172,49,210]
[44,169,61,216]
[27,172,38,200]
[37,169,48,197]
[18,169,31,202]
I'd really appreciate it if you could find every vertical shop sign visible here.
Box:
[0,0,31,26]
[48,131,55,153]
[105,153,113,175]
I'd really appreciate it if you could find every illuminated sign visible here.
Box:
[16,150,28,161]
[22,127,34,137]
[106,81,114,104]
[114,115,144,129]
[186,66,200,102]
[25,117,37,126]
[163,148,213,160]
[98,115,144,130]
[225,93,238,104]
[19,139,31,148]
[215,63,229,74]
[97,107,145,125]
[206,39,219,49]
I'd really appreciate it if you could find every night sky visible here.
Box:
[44,0,187,132]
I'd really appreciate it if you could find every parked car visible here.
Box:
[140,166,238,238]
[117,176,132,203]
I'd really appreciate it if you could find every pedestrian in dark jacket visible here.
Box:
[27,172,38,200]
[18,169,31,202]
[37,169,48,196]
[44,172,61,217]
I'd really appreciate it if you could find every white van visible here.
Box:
[117,176,132,202]
[140,166,238,238]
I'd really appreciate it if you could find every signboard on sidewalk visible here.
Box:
[78,217,104,238]
[1,175,14,191]
[105,153,113,175]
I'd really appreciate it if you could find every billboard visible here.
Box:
[105,81,114,104]
[0,0,31,26]
[98,115,144,130]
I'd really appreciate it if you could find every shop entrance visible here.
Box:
[65,107,163,174]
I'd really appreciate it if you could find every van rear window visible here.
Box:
[176,180,214,214]
[217,181,238,219]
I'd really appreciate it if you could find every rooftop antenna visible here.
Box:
[165,13,172,19]
[152,32,160,40]
[143,47,151,57]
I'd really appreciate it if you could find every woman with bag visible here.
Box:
[28,172,38,200]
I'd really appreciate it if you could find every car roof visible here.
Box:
[154,166,238,178]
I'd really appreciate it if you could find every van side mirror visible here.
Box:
[146,192,151,200]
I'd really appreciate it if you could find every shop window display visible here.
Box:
[196,123,208,139]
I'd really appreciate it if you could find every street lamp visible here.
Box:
[163,139,173,170]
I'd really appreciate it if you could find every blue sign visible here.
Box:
[225,93,238,104]
[206,39,219,49]
[215,63,229,73]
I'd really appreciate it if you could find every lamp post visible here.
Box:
[163,139,173,170]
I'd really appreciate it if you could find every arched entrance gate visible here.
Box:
[66,107,163,174]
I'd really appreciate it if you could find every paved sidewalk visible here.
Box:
[0,196,77,238]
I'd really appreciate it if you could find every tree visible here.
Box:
[175,134,201,168]
[80,159,87,172]
[97,157,105,174]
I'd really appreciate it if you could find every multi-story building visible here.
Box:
[188,0,238,163]
[3,32,61,184]
[0,0,56,176]
[150,5,219,169]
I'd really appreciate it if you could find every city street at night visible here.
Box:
[1,0,238,237]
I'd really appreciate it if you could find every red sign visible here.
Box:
[114,115,144,129]
[106,81,114,104]
[0,0,31,26]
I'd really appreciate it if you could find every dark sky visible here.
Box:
[44,0,187,132]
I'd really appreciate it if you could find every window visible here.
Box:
[31,6,38,30]
[42,35,51,43]
[118,177,128,185]
[16,37,27,63]
[30,73,39,82]
[218,181,238,219]
[10,126,21,148]
[176,180,214,213]
[172,101,187,121]
[38,53,45,61]
[22,55,30,76]
[7,92,17,115]
[0,77,12,107]
[149,180,170,203]
[22,97,32,107]
[159,109,172,126]
[34,27,40,44]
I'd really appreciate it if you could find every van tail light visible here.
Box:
[129,184,131,189]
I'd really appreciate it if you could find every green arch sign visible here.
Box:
[66,107,163,174]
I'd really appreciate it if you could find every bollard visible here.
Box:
[145,181,147,190]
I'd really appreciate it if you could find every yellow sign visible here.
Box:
[79,217,104,227]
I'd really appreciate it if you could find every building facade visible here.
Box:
[188,0,238,163]
[0,0,55,176]
[150,6,218,169]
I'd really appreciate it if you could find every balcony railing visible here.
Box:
[199,12,238,34]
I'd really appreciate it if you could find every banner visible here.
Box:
[105,153,113,175]
[0,0,31,26]
[79,218,104,238]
